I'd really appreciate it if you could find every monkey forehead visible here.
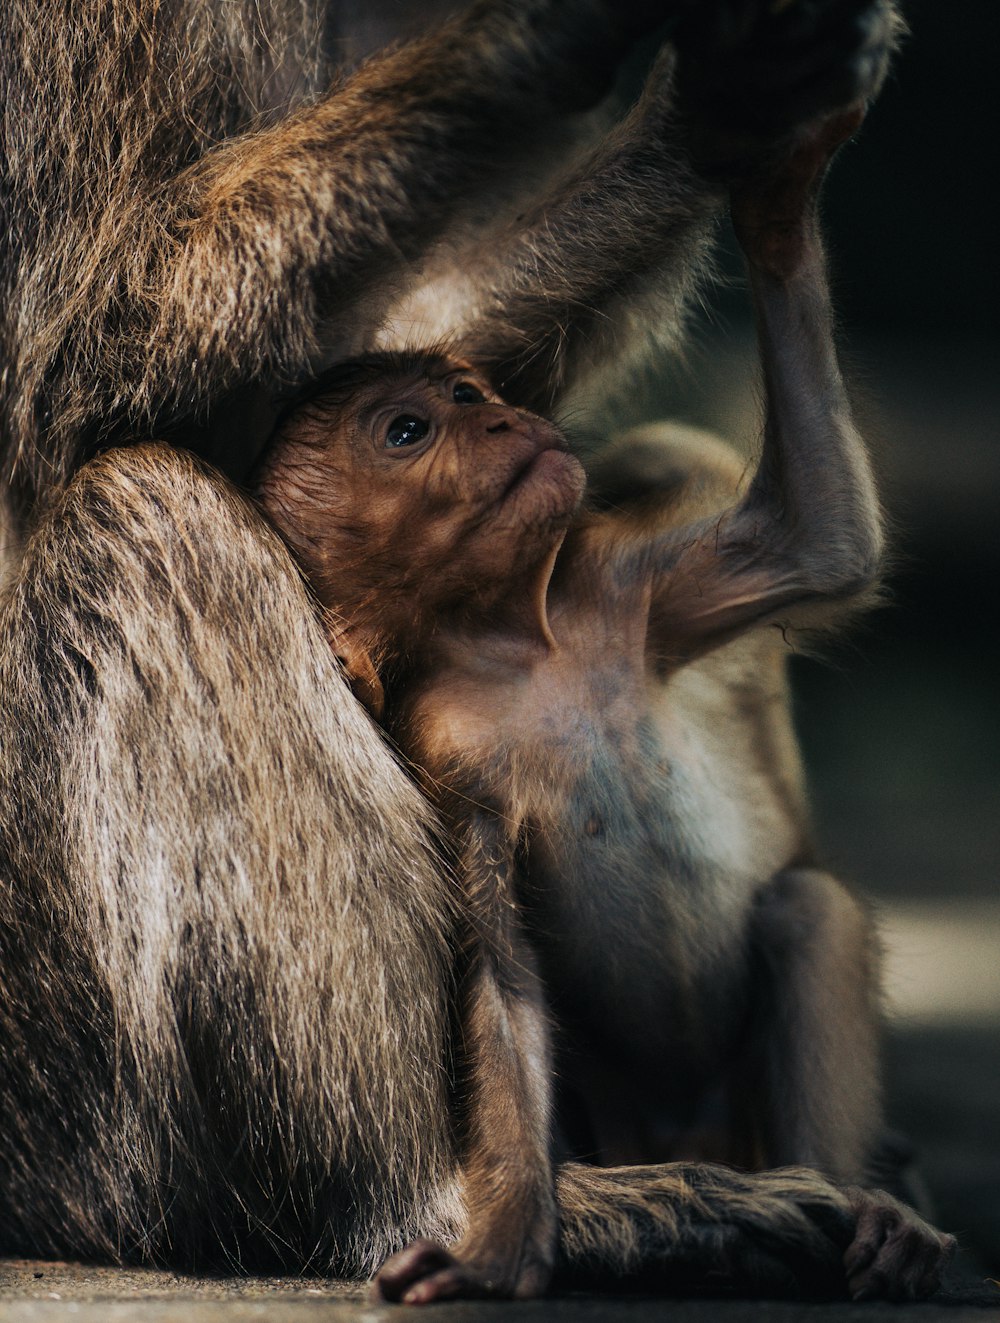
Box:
[286,349,484,421]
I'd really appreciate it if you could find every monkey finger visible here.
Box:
[371,1239,457,1302]
[372,1238,528,1305]
[400,1266,496,1305]
[849,1267,889,1302]
[843,1189,955,1302]
[842,1230,879,1277]
[919,1233,957,1297]
[872,1224,955,1302]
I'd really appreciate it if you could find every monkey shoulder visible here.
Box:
[552,515,657,634]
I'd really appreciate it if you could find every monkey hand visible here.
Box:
[728,101,868,277]
[480,0,702,113]
[681,1172,955,1301]
[371,1229,553,1305]
[841,1186,957,1302]
[673,0,903,179]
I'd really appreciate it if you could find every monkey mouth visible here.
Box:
[502,442,574,500]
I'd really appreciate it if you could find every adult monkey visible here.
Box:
[0,0,928,1300]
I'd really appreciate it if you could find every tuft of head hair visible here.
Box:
[274,349,474,433]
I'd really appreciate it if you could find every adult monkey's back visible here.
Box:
[0,0,912,1292]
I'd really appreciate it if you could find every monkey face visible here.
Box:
[277,357,586,606]
[369,364,582,533]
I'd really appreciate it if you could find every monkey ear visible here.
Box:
[323,618,385,721]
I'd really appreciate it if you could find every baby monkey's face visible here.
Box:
[262,355,586,609]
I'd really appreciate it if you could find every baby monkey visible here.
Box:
[255,106,953,1305]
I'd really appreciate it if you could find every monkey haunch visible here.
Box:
[254,108,954,1304]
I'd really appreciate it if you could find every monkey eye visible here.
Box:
[385,414,430,448]
[452,381,486,405]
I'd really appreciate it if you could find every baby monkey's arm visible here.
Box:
[375,809,556,1304]
[641,106,884,667]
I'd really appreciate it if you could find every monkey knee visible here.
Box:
[587,422,744,513]
[752,868,871,965]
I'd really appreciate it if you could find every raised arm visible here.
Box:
[642,104,888,665]
[458,0,901,416]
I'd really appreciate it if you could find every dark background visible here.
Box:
[649,0,1000,1275]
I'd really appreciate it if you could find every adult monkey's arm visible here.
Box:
[0,0,673,515]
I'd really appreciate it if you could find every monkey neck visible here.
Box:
[334,537,563,717]
[463,542,561,653]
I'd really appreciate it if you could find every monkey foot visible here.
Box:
[843,1187,957,1301]
[372,1237,549,1305]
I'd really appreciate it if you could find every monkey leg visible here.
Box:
[734,868,955,1300]
[740,868,880,1181]
[374,955,556,1303]
[0,444,461,1270]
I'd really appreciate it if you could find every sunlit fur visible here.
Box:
[0,0,947,1299]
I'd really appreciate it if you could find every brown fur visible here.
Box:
[0,0,951,1303]
[0,0,714,522]
[0,0,724,1271]
[253,83,953,1301]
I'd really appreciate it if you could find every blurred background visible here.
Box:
[636,0,999,1276]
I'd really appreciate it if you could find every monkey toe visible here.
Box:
[372,1239,458,1303]
[399,1265,491,1305]
[842,1188,956,1301]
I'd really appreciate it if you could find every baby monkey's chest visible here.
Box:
[411,662,747,1044]
[464,698,698,981]
[517,706,696,911]
[516,714,747,1071]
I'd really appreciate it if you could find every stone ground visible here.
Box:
[0,1257,997,1322]
[2,337,997,1321]
[1,1023,997,1322]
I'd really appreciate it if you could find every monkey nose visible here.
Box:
[479,406,553,446]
